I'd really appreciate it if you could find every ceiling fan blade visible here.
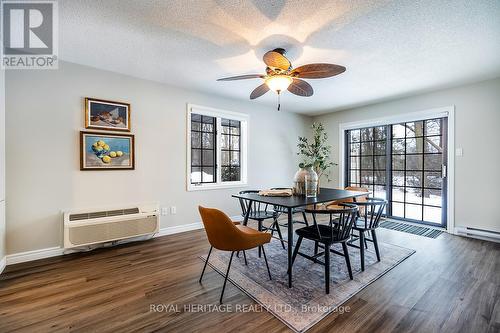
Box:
[287,78,313,97]
[263,51,291,70]
[217,74,264,81]
[250,83,270,99]
[291,63,346,79]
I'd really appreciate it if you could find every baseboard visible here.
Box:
[6,246,65,265]
[156,222,204,237]
[154,215,243,237]
[4,216,244,266]
[0,256,6,274]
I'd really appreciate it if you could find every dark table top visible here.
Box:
[232,187,368,208]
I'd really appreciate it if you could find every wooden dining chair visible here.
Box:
[198,206,272,304]
[238,190,285,253]
[291,204,358,294]
[325,186,370,210]
[347,198,387,271]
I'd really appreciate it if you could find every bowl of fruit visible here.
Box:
[91,140,124,164]
[91,140,110,158]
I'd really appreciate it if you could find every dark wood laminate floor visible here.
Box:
[1,220,499,333]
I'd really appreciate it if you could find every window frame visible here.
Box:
[338,106,455,233]
[186,104,249,191]
[345,119,446,226]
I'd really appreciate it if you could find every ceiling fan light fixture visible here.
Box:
[265,75,293,93]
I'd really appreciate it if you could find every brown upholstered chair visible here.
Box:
[198,206,272,303]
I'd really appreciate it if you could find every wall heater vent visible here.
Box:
[455,226,500,243]
[64,203,159,248]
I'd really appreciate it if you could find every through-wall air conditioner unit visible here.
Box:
[64,203,159,248]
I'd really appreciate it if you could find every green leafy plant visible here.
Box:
[297,122,337,182]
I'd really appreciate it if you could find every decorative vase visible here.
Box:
[293,166,318,197]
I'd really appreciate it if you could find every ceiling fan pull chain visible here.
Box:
[277,91,281,111]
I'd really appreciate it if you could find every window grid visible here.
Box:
[346,118,445,225]
[190,114,216,184]
[391,119,443,223]
[347,126,387,199]
[221,119,241,182]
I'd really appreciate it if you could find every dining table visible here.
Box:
[232,187,369,288]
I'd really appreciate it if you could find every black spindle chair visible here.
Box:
[347,198,387,271]
[291,204,358,294]
[238,190,286,255]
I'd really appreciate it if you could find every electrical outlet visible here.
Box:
[456,148,463,156]
[161,207,169,216]
[171,206,177,215]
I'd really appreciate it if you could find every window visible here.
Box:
[345,117,447,226]
[187,105,248,191]
[347,126,388,202]
[221,118,241,182]
[190,114,216,184]
[390,119,445,224]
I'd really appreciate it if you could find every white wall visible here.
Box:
[314,78,500,233]
[0,68,5,271]
[5,61,310,255]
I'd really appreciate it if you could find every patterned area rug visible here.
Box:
[201,237,415,332]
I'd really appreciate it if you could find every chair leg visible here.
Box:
[302,211,309,226]
[314,241,319,255]
[325,244,330,294]
[273,218,286,250]
[258,220,263,257]
[372,229,381,262]
[242,250,248,265]
[342,242,353,280]
[364,233,368,249]
[261,246,272,280]
[360,231,365,272]
[199,246,213,283]
[288,236,303,274]
[220,251,235,304]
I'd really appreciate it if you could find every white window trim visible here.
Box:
[338,105,455,234]
[186,103,249,191]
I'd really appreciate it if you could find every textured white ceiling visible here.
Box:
[60,0,500,114]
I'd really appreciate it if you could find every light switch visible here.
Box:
[171,206,177,215]
[456,148,463,156]
[161,207,169,215]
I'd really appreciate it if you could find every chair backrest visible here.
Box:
[306,204,358,242]
[352,198,387,229]
[238,190,269,216]
[198,206,243,251]
[344,186,370,203]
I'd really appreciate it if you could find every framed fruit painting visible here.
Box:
[80,131,135,170]
[85,97,131,132]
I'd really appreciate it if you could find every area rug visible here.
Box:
[201,237,415,332]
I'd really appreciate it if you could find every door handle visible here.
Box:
[442,164,447,178]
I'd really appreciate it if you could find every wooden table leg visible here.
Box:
[287,207,293,288]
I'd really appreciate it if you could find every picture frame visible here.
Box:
[80,131,135,170]
[85,97,131,132]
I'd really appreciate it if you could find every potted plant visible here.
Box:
[296,122,336,193]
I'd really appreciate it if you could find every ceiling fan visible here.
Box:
[217,48,346,110]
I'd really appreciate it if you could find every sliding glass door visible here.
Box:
[345,117,447,227]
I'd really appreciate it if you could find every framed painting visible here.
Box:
[80,131,135,170]
[85,97,131,131]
